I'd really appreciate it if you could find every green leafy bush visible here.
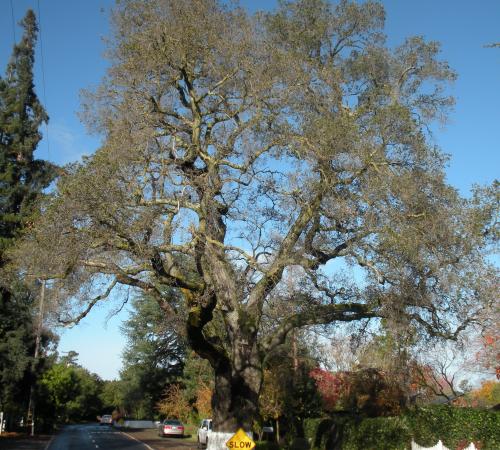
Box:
[289,437,311,449]
[341,416,409,450]
[255,442,281,450]
[303,406,500,450]
[304,416,408,450]
[406,406,500,449]
[303,417,336,449]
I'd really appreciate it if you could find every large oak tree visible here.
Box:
[13,0,497,444]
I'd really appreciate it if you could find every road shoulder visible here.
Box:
[0,433,52,450]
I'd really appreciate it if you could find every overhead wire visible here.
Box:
[36,0,51,158]
[9,0,16,46]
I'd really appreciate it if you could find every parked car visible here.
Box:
[197,418,212,447]
[158,419,185,438]
[100,414,113,426]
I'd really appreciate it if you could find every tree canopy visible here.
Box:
[12,0,498,441]
[38,354,104,424]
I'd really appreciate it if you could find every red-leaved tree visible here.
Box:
[309,368,345,412]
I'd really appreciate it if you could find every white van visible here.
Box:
[197,418,212,447]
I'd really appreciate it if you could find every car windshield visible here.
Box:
[164,420,181,425]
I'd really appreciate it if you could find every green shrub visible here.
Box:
[340,416,409,450]
[303,406,500,450]
[304,416,408,450]
[302,418,326,445]
[303,417,345,449]
[289,437,311,449]
[255,442,281,450]
[407,406,500,449]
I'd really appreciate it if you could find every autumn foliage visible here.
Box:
[259,369,285,420]
[156,384,191,422]
[310,367,407,416]
[475,334,500,379]
[195,382,213,418]
[462,380,500,408]
[309,368,344,412]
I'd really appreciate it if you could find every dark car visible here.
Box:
[158,419,185,438]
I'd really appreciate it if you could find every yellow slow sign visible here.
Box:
[225,428,256,449]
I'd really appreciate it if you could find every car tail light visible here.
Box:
[165,425,172,430]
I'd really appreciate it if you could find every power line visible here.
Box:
[36,0,50,158]
[10,0,16,46]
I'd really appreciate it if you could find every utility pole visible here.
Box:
[27,280,45,436]
[292,329,298,374]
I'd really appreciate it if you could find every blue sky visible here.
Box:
[1,0,499,380]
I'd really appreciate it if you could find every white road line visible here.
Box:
[119,430,155,450]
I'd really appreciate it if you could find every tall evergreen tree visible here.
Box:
[118,293,186,418]
[0,10,57,427]
[0,9,55,256]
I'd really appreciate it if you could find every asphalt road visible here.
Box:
[46,424,152,450]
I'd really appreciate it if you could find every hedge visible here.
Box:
[406,406,500,449]
[303,406,500,450]
[255,442,281,450]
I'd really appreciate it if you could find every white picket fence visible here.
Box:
[114,420,156,429]
[411,440,478,450]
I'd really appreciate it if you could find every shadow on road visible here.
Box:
[123,428,198,450]
[0,433,52,450]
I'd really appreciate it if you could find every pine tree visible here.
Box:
[0,10,57,427]
[119,293,186,418]
[0,9,56,259]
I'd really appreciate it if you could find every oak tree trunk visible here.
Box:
[201,332,262,448]
[211,357,261,433]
